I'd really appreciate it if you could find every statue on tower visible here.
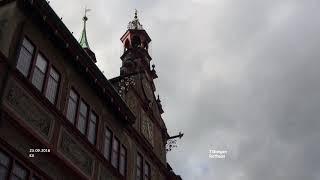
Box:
[127,9,144,30]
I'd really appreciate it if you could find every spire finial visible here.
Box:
[128,9,143,30]
[79,7,91,49]
[134,9,138,19]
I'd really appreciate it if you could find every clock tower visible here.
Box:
[118,10,160,112]
[119,10,157,79]
[111,10,168,162]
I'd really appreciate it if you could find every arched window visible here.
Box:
[124,39,130,51]
[131,36,141,48]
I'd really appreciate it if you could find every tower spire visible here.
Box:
[79,8,91,49]
[78,7,96,63]
[120,10,152,75]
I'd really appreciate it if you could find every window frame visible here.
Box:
[66,88,80,124]
[136,153,152,180]
[65,88,99,145]
[111,137,120,169]
[44,66,61,104]
[76,99,89,135]
[143,161,151,180]
[119,145,127,177]
[16,36,61,106]
[0,150,12,180]
[31,52,49,92]
[103,127,113,161]
[10,161,29,180]
[87,111,98,144]
[136,153,143,180]
[0,149,45,180]
[16,37,36,78]
[102,127,128,177]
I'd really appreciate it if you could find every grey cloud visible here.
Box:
[51,0,320,179]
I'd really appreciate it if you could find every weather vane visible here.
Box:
[85,7,91,15]
[83,7,91,21]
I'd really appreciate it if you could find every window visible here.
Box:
[45,68,60,104]
[136,153,152,180]
[77,100,88,134]
[87,112,97,144]
[11,162,29,180]
[31,54,48,91]
[144,162,151,180]
[119,146,127,176]
[102,128,127,176]
[65,89,98,144]
[111,138,120,168]
[0,150,11,179]
[103,128,112,160]
[16,37,62,105]
[16,38,34,77]
[136,153,142,180]
[66,89,79,124]
[1,149,44,180]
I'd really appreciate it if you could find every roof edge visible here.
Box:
[17,0,135,124]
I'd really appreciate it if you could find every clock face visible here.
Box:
[141,111,153,146]
[142,78,154,102]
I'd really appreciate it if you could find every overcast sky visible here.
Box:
[50,0,320,179]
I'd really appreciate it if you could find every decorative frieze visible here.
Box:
[4,80,54,140]
[58,129,94,176]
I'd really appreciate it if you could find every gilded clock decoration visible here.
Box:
[141,111,154,146]
[117,76,135,97]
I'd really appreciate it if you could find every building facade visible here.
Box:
[0,0,182,179]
